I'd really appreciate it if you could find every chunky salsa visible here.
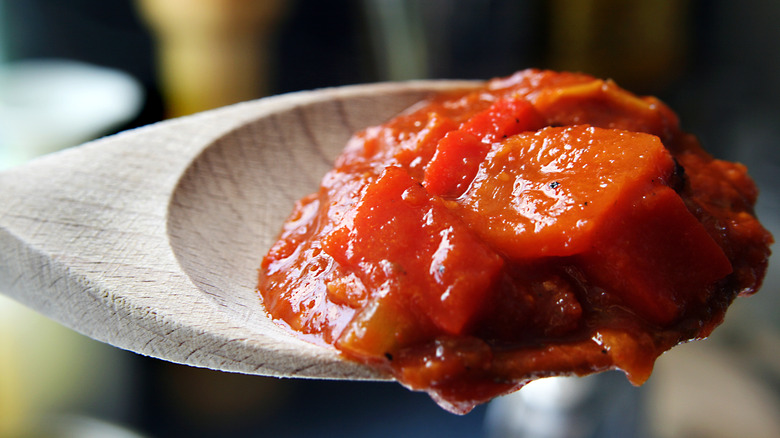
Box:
[258,70,772,414]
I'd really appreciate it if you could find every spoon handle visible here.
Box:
[0,99,262,370]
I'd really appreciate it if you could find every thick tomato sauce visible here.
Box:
[258,70,772,414]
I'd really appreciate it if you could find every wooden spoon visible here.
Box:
[0,80,478,381]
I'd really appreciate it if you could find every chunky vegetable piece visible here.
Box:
[454,125,677,258]
[323,166,504,344]
[258,69,772,414]
[424,98,544,197]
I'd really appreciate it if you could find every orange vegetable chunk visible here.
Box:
[456,125,677,259]
[581,185,733,325]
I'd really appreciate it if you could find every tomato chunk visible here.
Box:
[322,167,504,359]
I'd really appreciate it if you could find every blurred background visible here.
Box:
[0,0,779,437]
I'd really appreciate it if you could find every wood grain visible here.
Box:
[0,81,479,380]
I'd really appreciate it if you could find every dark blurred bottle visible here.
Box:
[547,0,691,94]
[136,0,289,118]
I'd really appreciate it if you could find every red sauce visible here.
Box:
[258,70,772,414]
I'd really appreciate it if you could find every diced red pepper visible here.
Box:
[393,112,459,177]
[323,167,504,359]
[423,98,544,198]
[423,130,485,197]
[460,97,544,143]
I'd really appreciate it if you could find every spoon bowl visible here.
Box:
[0,80,478,380]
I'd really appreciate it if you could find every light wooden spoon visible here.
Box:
[0,80,479,381]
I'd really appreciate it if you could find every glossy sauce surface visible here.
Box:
[258,70,772,414]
